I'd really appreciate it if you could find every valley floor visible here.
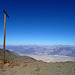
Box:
[0,61,75,75]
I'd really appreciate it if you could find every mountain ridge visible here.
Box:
[0,45,75,57]
[0,49,36,62]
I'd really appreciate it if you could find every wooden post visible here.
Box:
[3,9,9,64]
[3,14,6,63]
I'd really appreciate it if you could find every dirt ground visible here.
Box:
[0,61,75,75]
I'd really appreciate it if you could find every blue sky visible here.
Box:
[0,0,75,45]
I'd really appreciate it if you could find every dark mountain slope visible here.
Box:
[0,49,36,62]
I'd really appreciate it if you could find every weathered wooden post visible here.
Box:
[3,9,9,63]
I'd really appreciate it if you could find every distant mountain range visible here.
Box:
[0,45,75,57]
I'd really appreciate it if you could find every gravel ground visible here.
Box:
[0,61,75,75]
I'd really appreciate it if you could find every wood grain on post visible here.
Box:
[3,13,6,64]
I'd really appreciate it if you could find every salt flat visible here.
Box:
[19,54,75,62]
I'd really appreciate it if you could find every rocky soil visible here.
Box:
[0,61,75,75]
[0,49,36,62]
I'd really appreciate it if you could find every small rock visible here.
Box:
[0,69,6,71]
[35,67,40,71]
[5,63,9,67]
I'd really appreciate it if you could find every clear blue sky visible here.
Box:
[0,0,75,45]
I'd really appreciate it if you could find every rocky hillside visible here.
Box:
[0,49,36,62]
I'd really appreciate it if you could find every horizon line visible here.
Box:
[0,44,75,46]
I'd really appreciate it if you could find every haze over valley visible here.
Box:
[0,45,75,62]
